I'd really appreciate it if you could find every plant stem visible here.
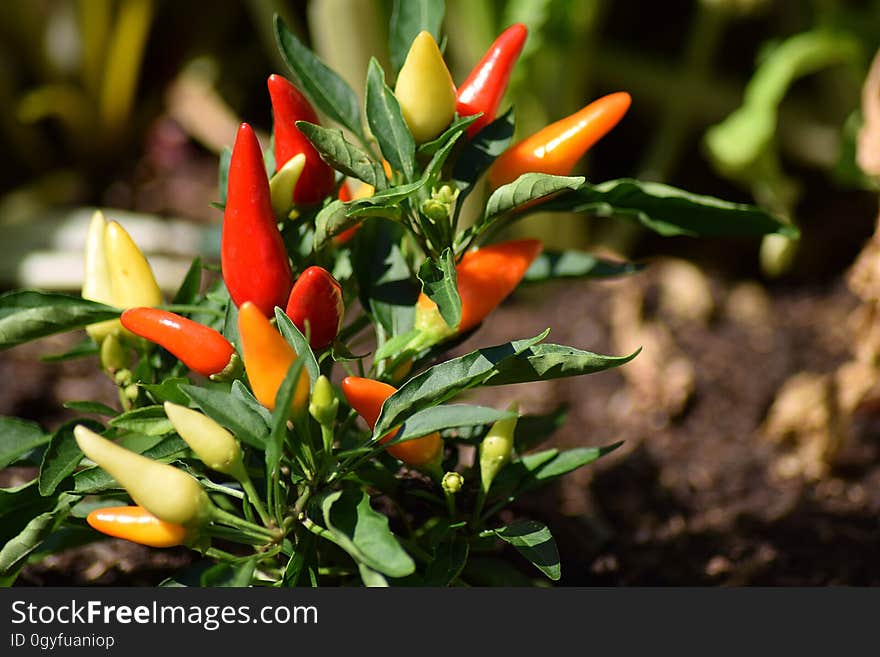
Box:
[240,474,273,527]
[211,506,278,541]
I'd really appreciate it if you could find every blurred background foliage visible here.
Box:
[0,0,878,291]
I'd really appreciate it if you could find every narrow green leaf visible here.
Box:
[63,401,118,416]
[274,16,364,139]
[452,107,515,198]
[221,297,241,353]
[201,557,257,587]
[485,173,584,221]
[38,419,101,496]
[485,344,640,386]
[283,531,317,587]
[266,359,305,492]
[172,257,203,306]
[389,0,445,74]
[417,114,481,156]
[365,58,415,180]
[231,380,273,427]
[108,405,174,436]
[0,291,120,350]
[40,338,99,362]
[424,537,468,586]
[296,122,387,190]
[181,384,268,449]
[347,177,426,209]
[140,377,191,406]
[274,308,320,385]
[417,249,460,330]
[494,520,560,581]
[524,251,643,283]
[0,494,74,575]
[322,489,415,577]
[352,220,419,335]
[0,417,49,469]
[540,178,798,238]
[390,405,517,445]
[373,331,548,439]
[314,200,359,251]
[218,146,231,206]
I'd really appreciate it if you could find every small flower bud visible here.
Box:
[442,471,464,494]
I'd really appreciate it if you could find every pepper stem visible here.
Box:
[239,473,272,527]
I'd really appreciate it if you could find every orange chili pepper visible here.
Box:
[341,376,443,469]
[237,301,310,414]
[87,505,189,548]
[487,92,631,189]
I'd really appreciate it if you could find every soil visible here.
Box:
[5,257,880,586]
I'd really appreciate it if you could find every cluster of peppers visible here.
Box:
[74,24,631,558]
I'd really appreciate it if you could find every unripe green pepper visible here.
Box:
[163,402,247,481]
[74,425,212,527]
[394,31,457,143]
[479,402,519,493]
[309,375,338,427]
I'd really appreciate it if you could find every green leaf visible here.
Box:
[484,173,584,224]
[0,482,58,549]
[365,58,415,180]
[417,248,460,330]
[389,0,445,74]
[452,107,515,198]
[201,557,257,587]
[283,531,317,587]
[38,419,101,496]
[181,383,269,449]
[108,405,174,436]
[0,417,49,469]
[524,251,642,283]
[540,178,798,238]
[322,489,415,577]
[373,331,548,439]
[296,122,387,190]
[40,337,99,362]
[353,220,419,335]
[218,146,231,206]
[493,520,560,580]
[417,114,480,156]
[266,359,305,491]
[140,377,191,406]
[230,380,273,427]
[424,537,468,586]
[63,400,118,416]
[221,296,241,353]
[172,257,203,306]
[274,15,364,140]
[0,291,119,350]
[73,435,189,494]
[485,344,640,386]
[347,178,426,209]
[0,494,74,575]
[390,405,518,445]
[314,201,359,251]
[274,308,320,385]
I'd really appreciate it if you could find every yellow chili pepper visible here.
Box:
[394,31,457,143]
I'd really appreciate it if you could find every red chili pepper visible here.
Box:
[285,266,344,351]
[267,74,336,205]
[456,23,528,138]
[415,238,543,340]
[221,122,293,316]
[341,376,443,468]
[487,92,631,189]
[120,307,238,379]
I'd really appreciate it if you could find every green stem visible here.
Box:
[471,488,487,529]
[211,506,278,541]
[300,516,342,548]
[240,474,272,527]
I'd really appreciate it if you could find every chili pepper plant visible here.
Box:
[0,7,795,587]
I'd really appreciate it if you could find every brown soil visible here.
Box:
[4,259,880,586]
